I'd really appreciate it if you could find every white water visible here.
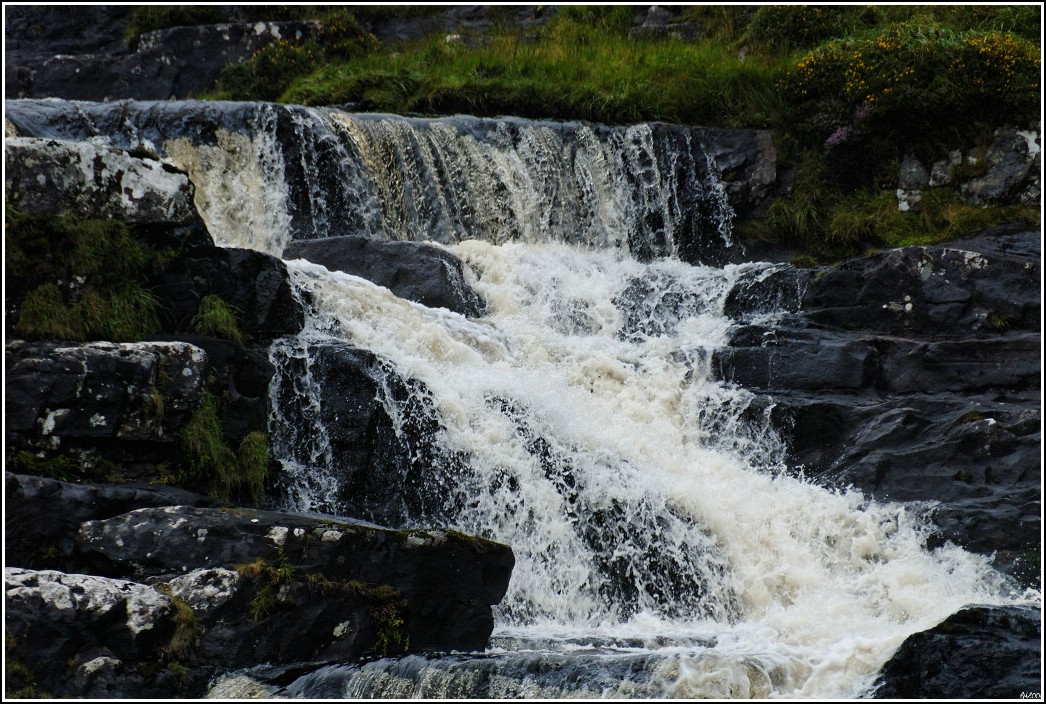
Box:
[142,106,1032,698]
[270,243,1022,698]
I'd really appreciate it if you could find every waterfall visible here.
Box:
[6,99,1028,698]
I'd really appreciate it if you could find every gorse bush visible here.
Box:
[780,23,1041,148]
[746,5,880,53]
[214,13,379,101]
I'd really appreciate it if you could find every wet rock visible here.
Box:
[4,137,197,225]
[5,472,218,571]
[284,236,486,317]
[719,226,1041,585]
[801,228,1040,336]
[153,246,305,339]
[77,504,515,653]
[270,341,466,524]
[873,605,1041,698]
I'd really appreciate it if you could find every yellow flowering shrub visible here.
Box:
[780,22,1040,145]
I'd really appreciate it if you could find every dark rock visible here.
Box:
[719,227,1041,585]
[802,231,1040,336]
[4,567,189,698]
[693,126,779,219]
[961,128,1041,207]
[77,505,514,653]
[873,605,1041,698]
[5,340,206,452]
[270,341,465,523]
[4,137,198,225]
[154,246,305,339]
[284,236,486,317]
[713,327,877,391]
[6,5,317,101]
[5,472,219,571]
[898,153,929,190]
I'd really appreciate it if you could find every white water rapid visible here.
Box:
[149,107,1030,698]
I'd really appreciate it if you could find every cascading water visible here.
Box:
[7,100,1031,697]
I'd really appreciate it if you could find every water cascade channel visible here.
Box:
[10,101,1029,698]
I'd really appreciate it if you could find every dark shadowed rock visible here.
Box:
[5,472,219,571]
[77,505,514,653]
[6,3,317,102]
[4,567,193,698]
[284,236,486,317]
[872,605,1041,699]
[154,246,305,339]
[5,340,206,452]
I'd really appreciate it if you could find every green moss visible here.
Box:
[952,409,985,427]
[180,392,237,494]
[235,432,269,505]
[191,295,244,343]
[986,312,1014,331]
[8,451,79,481]
[367,585,409,656]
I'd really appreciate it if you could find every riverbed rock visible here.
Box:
[270,341,467,524]
[872,605,1041,698]
[718,226,1041,585]
[77,504,515,654]
[283,236,486,317]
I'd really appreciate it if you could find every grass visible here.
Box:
[6,210,171,342]
[179,393,269,503]
[237,547,295,621]
[277,20,784,128]
[191,295,244,343]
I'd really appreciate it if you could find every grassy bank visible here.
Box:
[146,5,1041,260]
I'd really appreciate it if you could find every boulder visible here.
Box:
[873,605,1041,698]
[4,137,199,226]
[5,340,206,452]
[4,567,191,698]
[5,472,219,571]
[77,505,515,653]
[283,236,486,317]
[153,246,305,339]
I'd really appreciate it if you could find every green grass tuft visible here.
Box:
[190,295,244,343]
[6,210,169,342]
